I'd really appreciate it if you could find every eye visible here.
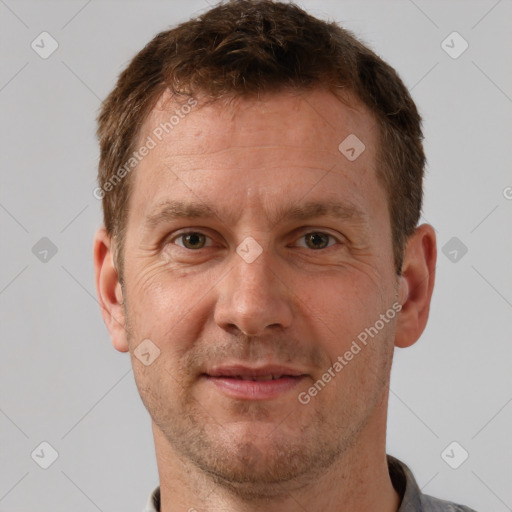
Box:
[173,232,212,250]
[295,232,338,250]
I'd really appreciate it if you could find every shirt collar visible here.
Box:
[388,455,423,511]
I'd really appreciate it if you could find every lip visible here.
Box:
[203,364,308,400]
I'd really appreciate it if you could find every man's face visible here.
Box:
[120,89,401,491]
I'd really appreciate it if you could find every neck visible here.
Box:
[153,400,400,512]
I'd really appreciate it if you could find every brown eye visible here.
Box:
[175,232,208,249]
[304,232,331,249]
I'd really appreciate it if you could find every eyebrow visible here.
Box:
[144,199,367,229]
[279,201,366,223]
[145,201,217,228]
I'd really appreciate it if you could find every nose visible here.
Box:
[214,247,294,336]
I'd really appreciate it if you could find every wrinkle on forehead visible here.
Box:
[139,87,378,159]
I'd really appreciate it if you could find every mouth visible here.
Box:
[202,365,308,400]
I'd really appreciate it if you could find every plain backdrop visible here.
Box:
[1,1,511,511]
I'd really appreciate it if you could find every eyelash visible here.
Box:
[172,232,215,249]
[170,230,341,250]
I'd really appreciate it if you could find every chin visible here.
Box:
[190,436,342,500]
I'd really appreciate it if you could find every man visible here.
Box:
[93,1,476,510]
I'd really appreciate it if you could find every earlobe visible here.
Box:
[93,227,129,353]
[394,224,437,349]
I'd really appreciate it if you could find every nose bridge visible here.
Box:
[214,245,293,335]
[235,247,275,299]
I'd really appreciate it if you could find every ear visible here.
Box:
[394,224,437,348]
[93,227,129,352]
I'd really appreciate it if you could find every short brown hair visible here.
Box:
[96,0,425,275]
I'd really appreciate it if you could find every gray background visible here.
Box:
[1,0,511,510]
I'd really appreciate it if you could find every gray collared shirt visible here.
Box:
[143,455,478,511]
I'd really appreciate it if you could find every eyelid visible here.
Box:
[293,231,340,249]
[168,230,215,249]
[290,227,344,245]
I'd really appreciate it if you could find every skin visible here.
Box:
[94,87,436,512]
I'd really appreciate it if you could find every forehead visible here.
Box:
[128,87,384,227]
[140,88,377,161]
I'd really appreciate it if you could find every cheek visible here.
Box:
[129,351,193,434]
[298,267,388,350]
[304,288,395,420]
[124,262,217,356]
[125,272,206,410]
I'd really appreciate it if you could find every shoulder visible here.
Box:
[420,493,479,512]
[387,455,479,512]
